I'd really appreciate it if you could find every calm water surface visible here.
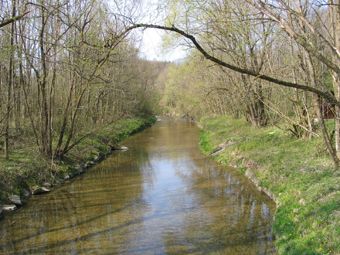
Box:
[0,120,276,255]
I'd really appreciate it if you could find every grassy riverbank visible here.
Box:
[0,116,156,207]
[199,116,340,255]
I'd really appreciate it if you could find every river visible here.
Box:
[0,119,276,255]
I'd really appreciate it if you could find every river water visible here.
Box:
[0,120,276,255]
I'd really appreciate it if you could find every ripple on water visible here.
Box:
[0,120,276,255]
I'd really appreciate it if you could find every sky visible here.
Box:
[138,28,188,62]
[133,0,188,62]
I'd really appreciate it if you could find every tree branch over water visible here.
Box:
[124,23,339,107]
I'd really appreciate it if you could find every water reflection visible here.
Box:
[0,119,276,254]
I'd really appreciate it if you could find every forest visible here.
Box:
[1,0,339,164]
[0,0,340,254]
[0,0,168,160]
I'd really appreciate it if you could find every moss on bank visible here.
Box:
[0,116,156,205]
[199,116,340,255]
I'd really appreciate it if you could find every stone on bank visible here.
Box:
[32,186,50,195]
[8,195,22,206]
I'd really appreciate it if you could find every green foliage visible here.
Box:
[199,115,340,255]
[323,72,334,91]
[159,56,212,118]
[199,130,213,154]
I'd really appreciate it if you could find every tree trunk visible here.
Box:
[38,3,52,158]
[331,0,340,162]
[5,0,16,159]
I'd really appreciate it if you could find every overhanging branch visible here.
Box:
[124,23,339,107]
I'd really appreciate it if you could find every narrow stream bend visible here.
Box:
[0,120,276,255]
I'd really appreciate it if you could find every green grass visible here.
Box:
[67,117,156,164]
[0,116,156,204]
[199,115,340,255]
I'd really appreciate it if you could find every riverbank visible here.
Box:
[199,116,339,255]
[0,116,156,218]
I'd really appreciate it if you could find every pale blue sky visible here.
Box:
[138,28,188,62]
[136,0,188,62]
